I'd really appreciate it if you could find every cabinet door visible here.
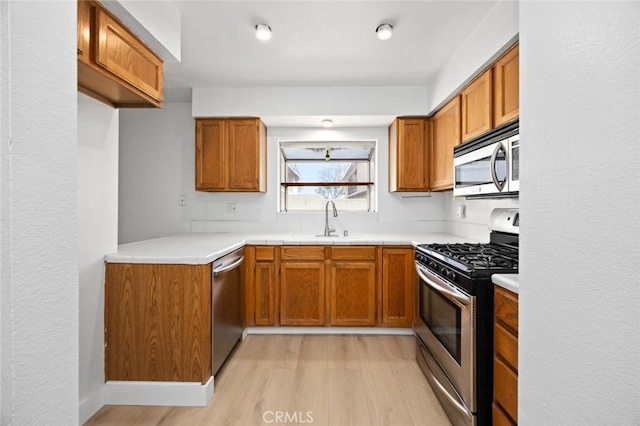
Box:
[254,262,277,325]
[494,44,520,127]
[228,119,260,191]
[280,262,325,326]
[461,69,493,141]
[196,119,226,191]
[382,248,414,327]
[431,96,461,191]
[77,0,91,62]
[94,8,163,102]
[390,118,429,191]
[329,262,376,326]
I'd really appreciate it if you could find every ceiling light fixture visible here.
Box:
[255,24,272,41]
[376,23,393,40]
[322,119,333,128]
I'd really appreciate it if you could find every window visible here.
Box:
[279,141,376,212]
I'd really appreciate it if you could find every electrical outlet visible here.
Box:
[226,202,237,214]
[179,194,187,206]
[456,204,466,218]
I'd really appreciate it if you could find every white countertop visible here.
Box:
[105,232,480,265]
[492,274,519,294]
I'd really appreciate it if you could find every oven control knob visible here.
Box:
[440,267,447,275]
[430,261,437,269]
[447,270,456,281]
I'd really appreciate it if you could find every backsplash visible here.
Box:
[444,192,520,242]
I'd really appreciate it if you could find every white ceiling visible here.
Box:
[162,1,499,125]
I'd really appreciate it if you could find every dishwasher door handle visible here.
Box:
[213,256,245,277]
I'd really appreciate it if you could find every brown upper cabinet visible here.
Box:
[461,69,493,142]
[493,44,520,127]
[389,117,430,192]
[77,0,164,108]
[430,96,462,191]
[195,118,267,192]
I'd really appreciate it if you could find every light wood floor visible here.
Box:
[86,335,451,426]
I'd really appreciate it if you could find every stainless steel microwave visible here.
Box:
[453,121,519,198]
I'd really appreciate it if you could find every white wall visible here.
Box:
[192,86,428,119]
[444,193,519,242]
[520,2,640,425]
[119,103,447,243]
[427,0,519,113]
[102,0,181,62]
[0,1,79,424]
[119,102,204,243]
[78,94,119,423]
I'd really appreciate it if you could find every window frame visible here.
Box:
[279,140,377,213]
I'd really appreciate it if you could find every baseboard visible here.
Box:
[246,326,414,335]
[79,388,104,424]
[103,376,214,406]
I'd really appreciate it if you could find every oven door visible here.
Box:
[415,263,476,412]
[453,140,508,197]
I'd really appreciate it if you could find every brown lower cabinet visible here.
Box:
[104,263,211,383]
[245,245,414,327]
[329,261,376,326]
[381,248,415,327]
[493,285,519,425]
[280,261,326,326]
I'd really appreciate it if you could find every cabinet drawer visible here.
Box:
[493,402,516,426]
[495,322,518,371]
[495,286,518,333]
[330,246,376,261]
[255,246,275,261]
[280,246,325,261]
[494,356,518,423]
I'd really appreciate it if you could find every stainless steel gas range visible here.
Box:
[415,208,519,426]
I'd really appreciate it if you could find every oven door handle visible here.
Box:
[416,264,470,306]
[490,142,506,192]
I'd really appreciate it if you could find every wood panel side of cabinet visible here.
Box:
[388,119,399,191]
[258,120,268,192]
[494,44,520,127]
[195,119,226,191]
[461,69,493,141]
[381,248,414,327]
[227,119,262,191]
[255,262,278,325]
[105,263,211,383]
[244,246,256,326]
[280,262,325,326]
[77,0,92,62]
[430,96,461,191]
[329,262,376,326]
[94,8,163,102]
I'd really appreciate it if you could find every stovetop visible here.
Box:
[416,242,518,277]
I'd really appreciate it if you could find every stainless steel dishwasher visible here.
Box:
[212,247,244,376]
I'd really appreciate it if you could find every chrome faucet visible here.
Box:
[318,200,339,237]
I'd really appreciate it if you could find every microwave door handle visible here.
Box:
[490,143,506,192]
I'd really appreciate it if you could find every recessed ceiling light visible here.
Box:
[322,119,333,128]
[376,23,393,41]
[255,24,272,41]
